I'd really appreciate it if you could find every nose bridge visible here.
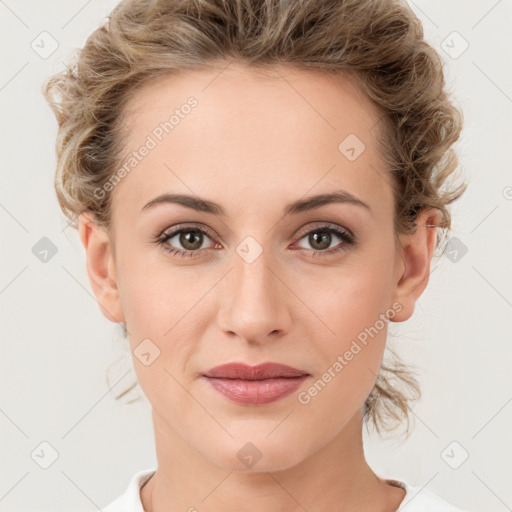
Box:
[217,239,287,342]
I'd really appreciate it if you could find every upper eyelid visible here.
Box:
[160,222,217,241]
[160,222,352,246]
[295,222,352,239]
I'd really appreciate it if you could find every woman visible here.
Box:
[43,0,468,510]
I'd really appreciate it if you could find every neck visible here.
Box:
[141,409,405,512]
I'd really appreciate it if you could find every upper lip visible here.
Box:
[203,362,309,380]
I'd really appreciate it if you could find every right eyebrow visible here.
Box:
[141,193,224,216]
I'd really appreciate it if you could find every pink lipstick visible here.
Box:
[202,362,310,405]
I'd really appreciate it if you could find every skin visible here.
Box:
[79,62,440,512]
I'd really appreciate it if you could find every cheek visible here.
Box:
[116,252,218,392]
[328,268,393,341]
[294,264,394,431]
[116,246,204,336]
[293,247,396,396]
[300,253,396,345]
[116,257,204,407]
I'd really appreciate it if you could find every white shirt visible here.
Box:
[102,468,467,512]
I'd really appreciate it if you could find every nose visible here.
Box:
[216,246,291,345]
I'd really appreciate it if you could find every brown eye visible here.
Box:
[157,226,216,257]
[307,230,332,250]
[295,224,355,257]
[177,229,205,250]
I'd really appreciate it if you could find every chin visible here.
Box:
[203,434,310,473]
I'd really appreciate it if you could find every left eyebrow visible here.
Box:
[282,190,372,216]
[140,189,372,216]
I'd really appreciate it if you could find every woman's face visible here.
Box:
[82,63,431,472]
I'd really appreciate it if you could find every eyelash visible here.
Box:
[154,223,355,259]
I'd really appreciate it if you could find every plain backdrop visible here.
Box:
[1,1,511,511]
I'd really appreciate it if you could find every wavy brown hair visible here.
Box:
[42,0,466,436]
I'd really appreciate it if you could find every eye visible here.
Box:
[294,224,355,257]
[155,224,219,257]
[154,222,355,259]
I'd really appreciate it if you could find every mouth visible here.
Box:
[202,362,310,405]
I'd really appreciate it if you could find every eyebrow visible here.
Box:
[140,189,372,216]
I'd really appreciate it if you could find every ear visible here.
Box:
[390,208,441,323]
[78,212,125,324]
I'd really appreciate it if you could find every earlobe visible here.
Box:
[390,208,441,323]
[78,212,125,324]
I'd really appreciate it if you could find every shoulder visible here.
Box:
[102,468,156,512]
[386,478,468,512]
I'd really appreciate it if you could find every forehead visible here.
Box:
[121,63,383,145]
[113,63,393,219]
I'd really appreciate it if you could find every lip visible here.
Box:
[202,362,310,405]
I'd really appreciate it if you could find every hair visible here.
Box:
[43,0,466,437]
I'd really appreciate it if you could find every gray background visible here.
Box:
[1,1,511,511]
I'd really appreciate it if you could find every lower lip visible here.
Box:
[204,376,309,405]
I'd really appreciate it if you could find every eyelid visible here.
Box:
[158,221,353,244]
[159,222,218,241]
[155,223,221,257]
[293,221,354,241]
[155,220,355,257]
